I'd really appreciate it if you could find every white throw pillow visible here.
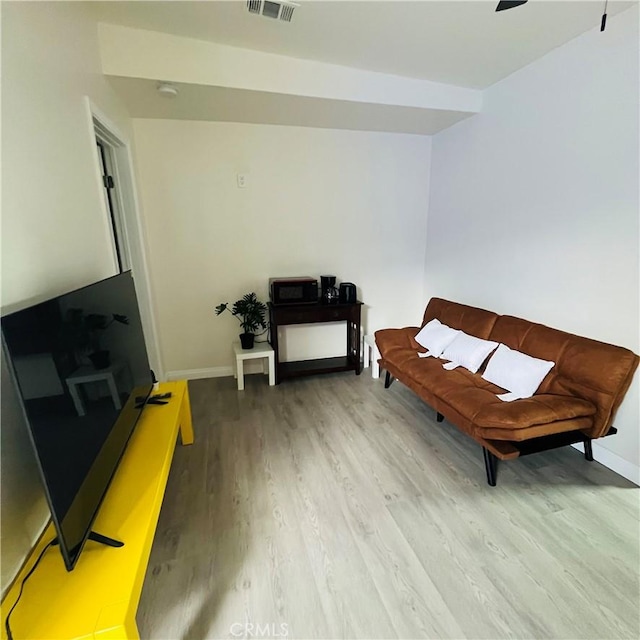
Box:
[440,332,499,374]
[414,319,460,357]
[482,343,555,399]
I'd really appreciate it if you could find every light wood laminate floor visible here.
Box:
[137,373,639,639]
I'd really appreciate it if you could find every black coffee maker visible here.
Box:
[320,275,339,304]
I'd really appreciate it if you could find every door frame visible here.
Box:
[84,97,164,380]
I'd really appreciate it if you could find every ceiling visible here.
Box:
[88,0,635,90]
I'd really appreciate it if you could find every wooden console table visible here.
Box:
[268,301,363,383]
[1,380,193,640]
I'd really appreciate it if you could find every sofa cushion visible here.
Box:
[403,353,491,395]
[472,394,596,429]
[440,332,499,374]
[482,343,555,399]
[414,319,460,356]
[478,416,596,442]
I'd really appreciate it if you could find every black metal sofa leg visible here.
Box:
[482,447,498,487]
[583,438,594,461]
[436,412,444,423]
[384,371,394,389]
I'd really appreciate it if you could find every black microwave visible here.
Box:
[269,277,318,305]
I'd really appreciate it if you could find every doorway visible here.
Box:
[95,138,129,273]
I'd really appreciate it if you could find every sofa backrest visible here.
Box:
[422,298,498,339]
[488,315,639,438]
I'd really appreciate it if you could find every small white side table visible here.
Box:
[233,342,276,391]
[65,360,128,417]
[363,334,380,379]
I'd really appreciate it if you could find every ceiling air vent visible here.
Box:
[246,0,299,22]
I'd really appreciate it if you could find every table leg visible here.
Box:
[179,382,194,446]
[268,353,275,386]
[355,311,362,374]
[269,307,280,385]
[67,382,86,417]
[106,373,122,410]
[237,357,245,391]
[371,346,380,379]
[352,321,361,375]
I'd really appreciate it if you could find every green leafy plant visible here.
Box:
[215,293,267,336]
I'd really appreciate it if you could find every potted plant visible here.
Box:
[60,308,129,369]
[215,292,267,350]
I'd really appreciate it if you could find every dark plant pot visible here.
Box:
[89,350,111,369]
[239,333,255,350]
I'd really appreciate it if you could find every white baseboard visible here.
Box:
[165,362,267,381]
[572,442,640,486]
[165,367,232,381]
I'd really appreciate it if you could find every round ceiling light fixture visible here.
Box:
[157,82,178,98]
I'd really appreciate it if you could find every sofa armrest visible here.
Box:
[375,327,422,356]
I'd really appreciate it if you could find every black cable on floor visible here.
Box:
[4,538,57,640]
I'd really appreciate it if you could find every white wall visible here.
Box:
[0,2,135,593]
[132,120,431,375]
[0,356,49,596]
[426,7,639,475]
[1,2,135,308]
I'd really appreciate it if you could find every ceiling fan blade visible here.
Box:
[496,0,528,11]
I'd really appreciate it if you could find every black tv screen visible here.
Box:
[1,271,153,570]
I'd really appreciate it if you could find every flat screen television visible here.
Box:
[1,270,153,570]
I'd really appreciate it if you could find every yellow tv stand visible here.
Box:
[1,380,193,640]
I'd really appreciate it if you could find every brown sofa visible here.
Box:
[375,298,639,485]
